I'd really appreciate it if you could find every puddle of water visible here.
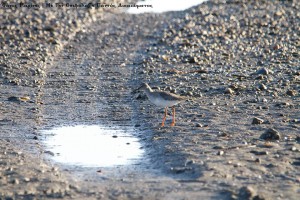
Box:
[127,0,208,14]
[42,125,144,167]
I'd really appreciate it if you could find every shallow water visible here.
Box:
[42,125,144,167]
[127,0,208,14]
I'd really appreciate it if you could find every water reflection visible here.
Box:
[42,125,143,167]
[127,0,208,14]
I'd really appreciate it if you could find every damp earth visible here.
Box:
[0,0,299,199]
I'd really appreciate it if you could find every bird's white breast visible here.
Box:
[149,96,179,107]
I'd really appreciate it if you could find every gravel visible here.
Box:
[1,0,299,199]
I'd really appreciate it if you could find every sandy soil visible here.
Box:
[0,0,299,199]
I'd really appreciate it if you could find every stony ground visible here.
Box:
[0,0,299,199]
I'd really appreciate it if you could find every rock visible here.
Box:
[238,186,256,200]
[213,146,225,149]
[12,178,19,185]
[252,117,264,124]
[184,160,194,166]
[195,123,203,127]
[258,84,267,90]
[188,56,198,63]
[255,158,261,163]
[250,150,269,155]
[7,96,30,102]
[224,88,234,94]
[217,150,224,156]
[170,167,192,174]
[260,128,281,140]
[286,90,297,96]
[256,68,269,75]
[7,96,21,102]
[290,146,297,151]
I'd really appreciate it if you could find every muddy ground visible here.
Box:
[0,0,299,199]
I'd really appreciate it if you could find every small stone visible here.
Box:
[291,146,297,151]
[258,84,267,90]
[286,90,297,96]
[224,88,234,94]
[234,163,241,167]
[256,68,269,75]
[24,177,30,182]
[255,158,261,163]
[253,194,266,200]
[217,150,224,156]
[238,186,256,200]
[252,117,264,124]
[185,160,194,166]
[170,167,192,174]
[188,56,198,63]
[7,96,21,102]
[250,150,269,155]
[260,128,281,140]
[12,179,19,184]
[213,146,224,149]
[44,151,55,156]
[195,123,203,127]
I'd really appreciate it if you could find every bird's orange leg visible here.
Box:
[171,106,175,126]
[161,107,167,127]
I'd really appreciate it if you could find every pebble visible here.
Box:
[286,90,297,96]
[12,178,19,185]
[224,88,234,95]
[170,167,192,174]
[260,128,281,140]
[255,158,261,163]
[238,186,256,200]
[258,84,267,91]
[290,146,297,152]
[256,68,269,75]
[250,150,269,155]
[252,117,264,124]
[195,123,203,127]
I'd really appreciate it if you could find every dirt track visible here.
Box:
[0,0,299,199]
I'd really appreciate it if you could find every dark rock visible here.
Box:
[213,146,225,149]
[250,150,269,155]
[188,56,198,63]
[258,84,267,90]
[256,68,269,75]
[260,128,281,140]
[7,96,21,102]
[170,167,193,174]
[238,186,256,200]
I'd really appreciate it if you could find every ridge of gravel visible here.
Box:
[0,1,136,198]
[131,0,299,199]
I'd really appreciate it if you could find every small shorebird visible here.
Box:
[135,83,186,127]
